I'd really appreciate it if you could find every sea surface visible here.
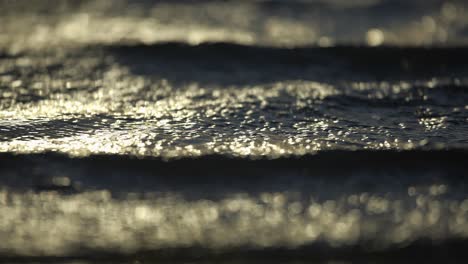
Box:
[0,0,468,263]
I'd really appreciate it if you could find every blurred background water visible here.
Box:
[1,0,468,49]
[0,0,468,263]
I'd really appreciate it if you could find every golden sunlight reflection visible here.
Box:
[1,184,467,256]
[2,0,468,52]
[366,29,384,47]
[1,51,463,158]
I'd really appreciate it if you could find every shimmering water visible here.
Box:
[1,44,467,157]
[2,0,468,50]
[0,151,467,262]
[0,0,468,262]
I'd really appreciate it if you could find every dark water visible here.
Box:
[0,0,468,262]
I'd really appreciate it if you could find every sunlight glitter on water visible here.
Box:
[1,1,468,260]
[0,46,467,158]
[1,0,468,52]
[2,184,468,256]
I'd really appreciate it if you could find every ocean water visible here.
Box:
[0,0,468,263]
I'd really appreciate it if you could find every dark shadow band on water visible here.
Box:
[0,150,466,197]
[1,239,468,263]
[105,42,468,85]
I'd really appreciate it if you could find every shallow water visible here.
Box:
[0,0,468,262]
[1,44,467,157]
[0,151,467,261]
[2,0,468,49]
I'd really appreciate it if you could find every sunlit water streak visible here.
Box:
[1,0,468,51]
[1,187,466,256]
[0,152,466,257]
